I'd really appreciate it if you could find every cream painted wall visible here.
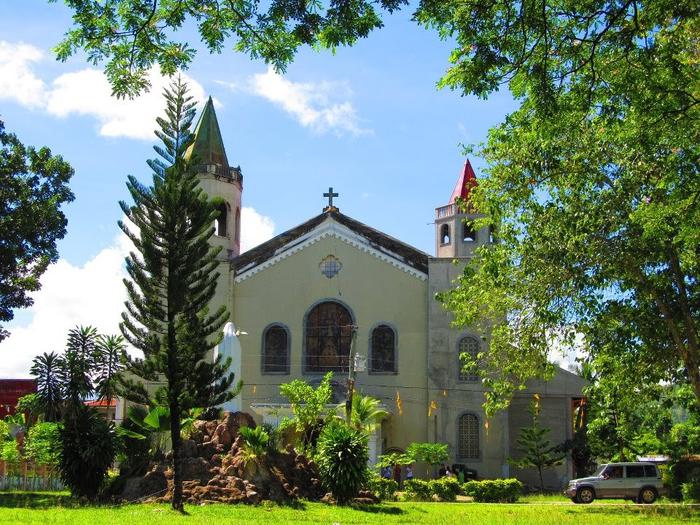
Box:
[231,232,430,449]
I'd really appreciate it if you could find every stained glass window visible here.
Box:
[262,325,289,374]
[305,302,353,373]
[319,255,342,279]
[370,325,396,373]
[458,413,480,459]
[458,336,480,382]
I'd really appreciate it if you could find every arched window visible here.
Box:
[458,336,480,382]
[262,325,289,374]
[457,413,480,459]
[215,202,228,237]
[440,224,451,245]
[305,301,353,373]
[462,220,476,242]
[370,324,396,373]
[234,207,241,245]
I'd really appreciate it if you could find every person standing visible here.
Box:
[393,463,402,488]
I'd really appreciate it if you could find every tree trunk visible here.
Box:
[106,394,112,422]
[538,465,544,492]
[170,402,183,512]
[636,264,700,409]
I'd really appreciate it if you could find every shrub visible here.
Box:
[681,474,700,503]
[0,440,20,462]
[366,473,398,501]
[102,469,127,497]
[429,477,461,502]
[25,422,61,466]
[404,479,433,501]
[261,423,282,452]
[663,458,700,500]
[59,407,116,500]
[116,407,152,477]
[239,425,270,460]
[198,406,223,421]
[462,478,523,503]
[316,422,369,504]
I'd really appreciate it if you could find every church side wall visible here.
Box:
[427,258,508,479]
[231,236,429,451]
[428,258,586,485]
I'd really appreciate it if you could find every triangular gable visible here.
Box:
[232,210,429,282]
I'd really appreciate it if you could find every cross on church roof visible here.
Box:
[323,187,339,211]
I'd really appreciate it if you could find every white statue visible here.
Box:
[214,321,242,412]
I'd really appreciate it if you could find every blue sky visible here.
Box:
[0,1,518,377]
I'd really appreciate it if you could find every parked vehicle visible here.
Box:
[564,462,665,504]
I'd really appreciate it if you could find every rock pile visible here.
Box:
[121,411,325,504]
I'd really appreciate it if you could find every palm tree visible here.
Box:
[94,334,126,421]
[30,351,65,422]
[61,325,99,407]
[340,393,388,432]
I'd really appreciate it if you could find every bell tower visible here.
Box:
[435,160,491,258]
[185,97,243,259]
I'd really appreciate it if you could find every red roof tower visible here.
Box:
[448,159,478,207]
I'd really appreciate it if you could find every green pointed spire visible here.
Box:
[185,96,229,169]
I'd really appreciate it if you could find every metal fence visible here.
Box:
[0,460,64,491]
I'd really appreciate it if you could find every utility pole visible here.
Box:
[345,325,358,425]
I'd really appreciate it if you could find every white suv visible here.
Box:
[564,462,665,504]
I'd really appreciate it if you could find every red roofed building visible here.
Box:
[84,398,122,421]
[435,159,488,258]
[0,379,37,417]
[448,159,478,207]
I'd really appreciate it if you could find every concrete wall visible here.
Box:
[197,172,242,334]
[427,257,509,479]
[435,212,490,258]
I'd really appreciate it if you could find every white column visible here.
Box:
[368,426,382,466]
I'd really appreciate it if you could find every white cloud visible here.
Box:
[46,69,208,140]
[248,67,371,136]
[240,206,275,253]
[548,328,586,371]
[0,233,130,379]
[0,40,209,140]
[0,208,274,378]
[0,41,46,108]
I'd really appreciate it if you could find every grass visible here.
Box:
[0,491,698,524]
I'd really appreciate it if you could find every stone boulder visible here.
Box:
[121,469,168,502]
[179,456,214,484]
[120,411,323,505]
[180,439,197,458]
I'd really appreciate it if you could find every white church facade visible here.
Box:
[187,98,586,488]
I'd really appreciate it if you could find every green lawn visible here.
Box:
[0,492,698,525]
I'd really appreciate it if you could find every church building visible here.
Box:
[186,98,586,489]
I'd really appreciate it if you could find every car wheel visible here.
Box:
[576,487,595,504]
[638,487,657,504]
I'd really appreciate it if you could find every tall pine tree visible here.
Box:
[510,400,565,491]
[118,79,240,512]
